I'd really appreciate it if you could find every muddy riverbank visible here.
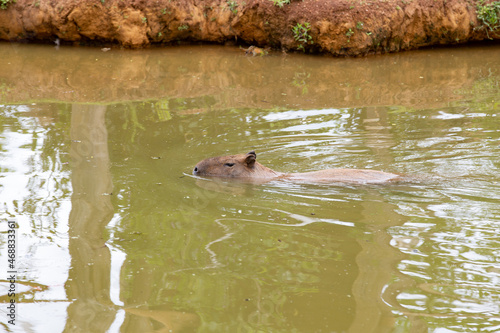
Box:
[0,0,499,56]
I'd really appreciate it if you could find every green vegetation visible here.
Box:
[227,0,238,14]
[0,0,16,10]
[141,17,147,24]
[477,0,500,38]
[292,22,313,51]
[346,28,354,42]
[270,0,290,8]
[178,24,189,31]
[356,21,364,30]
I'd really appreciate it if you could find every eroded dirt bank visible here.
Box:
[0,0,498,55]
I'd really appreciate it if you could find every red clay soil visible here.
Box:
[0,0,498,55]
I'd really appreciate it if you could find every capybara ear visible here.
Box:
[245,151,256,167]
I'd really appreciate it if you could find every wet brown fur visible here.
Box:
[193,151,400,184]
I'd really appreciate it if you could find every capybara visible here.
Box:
[193,151,400,184]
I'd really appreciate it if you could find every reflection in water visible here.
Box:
[0,43,499,332]
[0,43,499,111]
[65,105,200,332]
[65,104,115,332]
[386,181,500,327]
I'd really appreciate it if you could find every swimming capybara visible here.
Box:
[193,151,400,184]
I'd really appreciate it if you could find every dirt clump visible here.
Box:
[0,0,498,55]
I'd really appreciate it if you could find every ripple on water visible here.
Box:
[387,176,500,325]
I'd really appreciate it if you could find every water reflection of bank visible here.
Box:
[1,44,499,110]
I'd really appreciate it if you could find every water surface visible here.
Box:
[0,43,499,332]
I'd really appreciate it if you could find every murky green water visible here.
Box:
[0,42,499,332]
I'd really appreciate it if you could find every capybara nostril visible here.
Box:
[193,167,198,174]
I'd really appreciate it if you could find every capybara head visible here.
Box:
[193,151,259,178]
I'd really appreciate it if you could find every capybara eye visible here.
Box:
[224,163,235,167]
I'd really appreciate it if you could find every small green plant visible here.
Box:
[292,22,313,51]
[0,0,16,10]
[142,17,147,23]
[158,32,162,37]
[227,0,238,14]
[270,0,290,8]
[356,21,364,30]
[161,8,167,15]
[346,28,354,42]
[477,0,500,38]
[178,24,189,31]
